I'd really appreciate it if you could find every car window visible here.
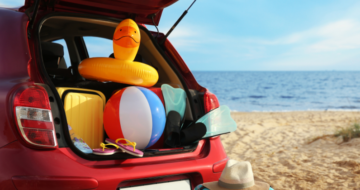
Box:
[52,39,71,68]
[83,37,113,58]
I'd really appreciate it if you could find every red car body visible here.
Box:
[0,1,228,189]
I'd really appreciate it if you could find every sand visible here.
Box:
[221,111,360,190]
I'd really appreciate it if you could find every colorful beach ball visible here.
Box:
[104,86,166,149]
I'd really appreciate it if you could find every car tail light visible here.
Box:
[203,89,220,113]
[13,85,57,148]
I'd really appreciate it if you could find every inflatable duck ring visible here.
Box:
[78,19,159,87]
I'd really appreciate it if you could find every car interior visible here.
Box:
[38,15,203,158]
[40,16,185,97]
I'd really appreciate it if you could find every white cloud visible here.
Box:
[159,24,205,51]
[296,20,360,53]
[166,20,360,57]
[145,15,360,71]
[252,19,360,53]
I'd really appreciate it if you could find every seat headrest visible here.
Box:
[42,42,64,57]
[41,42,64,69]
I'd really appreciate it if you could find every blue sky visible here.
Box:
[2,0,360,71]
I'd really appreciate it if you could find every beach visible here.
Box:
[221,111,360,190]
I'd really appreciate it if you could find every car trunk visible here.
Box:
[21,0,178,25]
[34,13,207,161]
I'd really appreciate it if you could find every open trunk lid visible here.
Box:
[21,0,178,25]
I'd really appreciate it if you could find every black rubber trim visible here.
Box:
[34,12,73,150]
[36,83,69,147]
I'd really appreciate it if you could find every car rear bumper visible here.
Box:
[0,137,227,190]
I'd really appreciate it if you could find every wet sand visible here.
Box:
[221,111,360,190]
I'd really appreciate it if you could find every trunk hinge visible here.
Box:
[26,0,41,39]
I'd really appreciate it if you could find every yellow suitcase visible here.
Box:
[57,87,106,149]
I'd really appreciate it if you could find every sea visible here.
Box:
[192,71,360,112]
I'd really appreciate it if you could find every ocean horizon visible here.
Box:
[192,71,360,112]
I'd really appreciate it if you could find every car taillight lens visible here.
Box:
[203,89,220,113]
[13,85,57,148]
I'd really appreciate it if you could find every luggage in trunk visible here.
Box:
[57,87,106,149]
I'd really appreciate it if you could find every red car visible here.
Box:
[0,1,228,189]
